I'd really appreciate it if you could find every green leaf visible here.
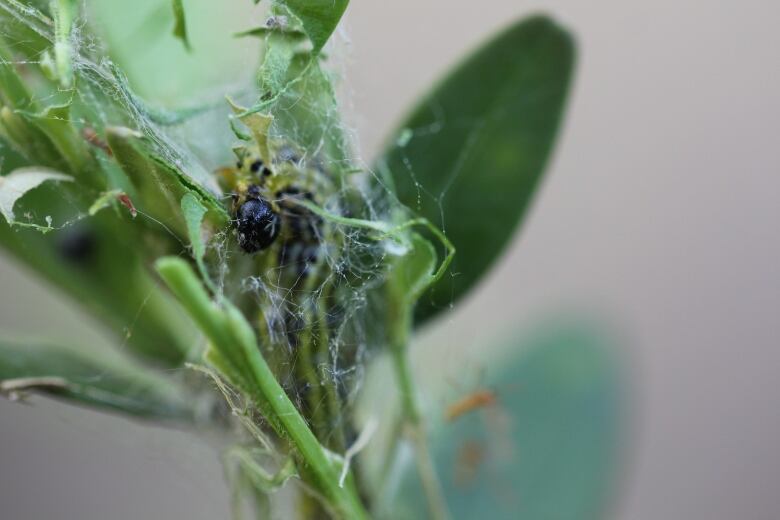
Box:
[253,54,351,174]
[0,212,196,365]
[0,107,63,169]
[0,33,96,180]
[181,192,207,262]
[377,15,576,326]
[0,340,195,420]
[228,98,274,165]
[106,126,229,237]
[106,126,185,234]
[171,0,191,51]
[181,192,213,289]
[0,36,82,171]
[17,102,93,176]
[259,31,299,98]
[272,0,348,54]
[0,2,206,366]
[392,321,621,520]
[84,0,258,105]
[0,167,73,223]
[0,34,34,109]
[240,2,352,173]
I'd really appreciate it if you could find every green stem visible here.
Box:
[156,258,368,520]
[375,413,403,500]
[389,325,449,520]
[52,0,76,88]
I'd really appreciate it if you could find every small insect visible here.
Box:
[220,144,330,276]
[234,184,280,253]
[445,389,497,422]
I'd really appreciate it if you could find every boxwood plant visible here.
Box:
[0,1,620,518]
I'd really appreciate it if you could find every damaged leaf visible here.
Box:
[227,98,274,165]
[0,167,73,223]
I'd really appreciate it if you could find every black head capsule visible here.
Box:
[236,196,280,253]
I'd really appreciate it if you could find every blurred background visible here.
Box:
[1,0,779,518]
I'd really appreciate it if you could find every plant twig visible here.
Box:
[156,257,368,519]
[390,345,450,520]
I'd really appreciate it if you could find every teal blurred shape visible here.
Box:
[393,321,623,520]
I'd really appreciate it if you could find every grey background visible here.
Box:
[1,0,779,518]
